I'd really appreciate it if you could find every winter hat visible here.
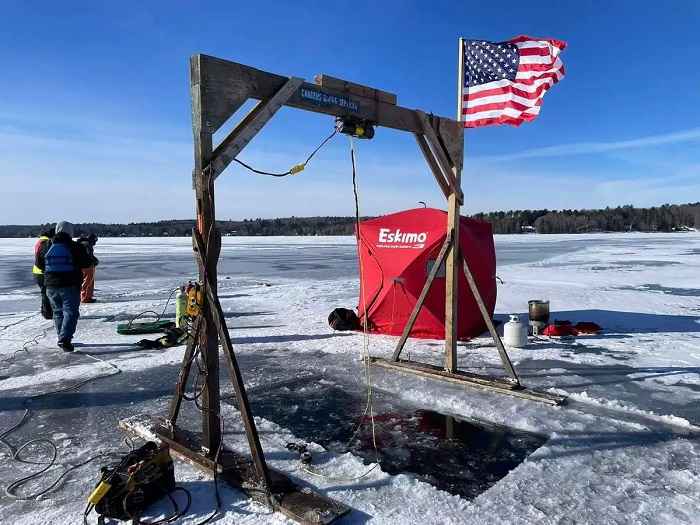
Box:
[55,221,75,237]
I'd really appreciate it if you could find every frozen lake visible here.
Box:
[0,234,591,312]
[1,232,685,296]
[1,232,699,524]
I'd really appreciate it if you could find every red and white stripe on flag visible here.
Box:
[462,35,566,128]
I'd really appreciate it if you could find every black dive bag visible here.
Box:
[328,307,361,331]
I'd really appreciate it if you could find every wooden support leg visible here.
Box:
[415,133,451,200]
[418,113,463,373]
[193,229,271,489]
[392,233,453,361]
[167,317,202,427]
[444,189,461,373]
[417,112,464,203]
[191,53,222,458]
[462,258,520,384]
[194,173,222,458]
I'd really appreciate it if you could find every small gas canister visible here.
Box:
[503,314,528,348]
[175,287,187,328]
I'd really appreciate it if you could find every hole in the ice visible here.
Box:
[240,378,547,500]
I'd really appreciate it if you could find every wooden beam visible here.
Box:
[392,232,453,361]
[209,77,304,179]
[462,258,520,383]
[370,358,566,406]
[191,54,222,457]
[415,133,450,199]
[417,112,464,203]
[436,118,464,175]
[195,54,458,135]
[314,74,397,105]
[193,59,247,134]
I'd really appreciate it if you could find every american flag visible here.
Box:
[461,35,566,128]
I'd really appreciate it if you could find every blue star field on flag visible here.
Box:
[464,40,519,88]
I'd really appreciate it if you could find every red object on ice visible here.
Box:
[356,208,496,340]
[574,321,602,334]
[542,324,578,337]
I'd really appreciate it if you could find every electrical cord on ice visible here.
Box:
[299,461,379,483]
[0,322,53,366]
[126,286,180,329]
[0,312,39,332]
[1,293,202,520]
[122,486,193,525]
[1,350,123,500]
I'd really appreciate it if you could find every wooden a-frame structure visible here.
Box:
[121,52,564,525]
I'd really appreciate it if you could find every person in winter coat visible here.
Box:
[36,221,90,352]
[77,233,99,303]
[32,227,54,319]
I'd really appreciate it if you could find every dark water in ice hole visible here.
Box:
[236,374,547,500]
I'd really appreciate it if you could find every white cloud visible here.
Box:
[0,125,443,223]
[2,119,699,224]
[473,127,700,163]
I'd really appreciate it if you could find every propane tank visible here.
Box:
[175,287,187,328]
[503,314,528,348]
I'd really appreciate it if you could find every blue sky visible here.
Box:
[2,1,699,223]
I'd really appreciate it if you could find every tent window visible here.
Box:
[426,259,446,278]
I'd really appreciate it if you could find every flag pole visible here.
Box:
[444,37,466,371]
[457,37,465,123]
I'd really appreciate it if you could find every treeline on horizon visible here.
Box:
[2,203,699,238]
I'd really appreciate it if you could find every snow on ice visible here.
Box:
[0,233,699,524]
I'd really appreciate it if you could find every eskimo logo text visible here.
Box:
[377,228,427,249]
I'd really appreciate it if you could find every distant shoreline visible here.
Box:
[2,203,698,237]
[1,230,697,239]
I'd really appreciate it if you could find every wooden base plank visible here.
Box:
[370,357,567,406]
[119,415,350,525]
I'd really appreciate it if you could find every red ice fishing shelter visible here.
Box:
[356,208,496,340]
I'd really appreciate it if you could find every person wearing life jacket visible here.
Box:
[36,221,90,352]
[32,227,55,319]
[77,233,99,303]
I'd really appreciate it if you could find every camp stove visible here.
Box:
[528,299,550,335]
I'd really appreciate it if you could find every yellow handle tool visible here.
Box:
[88,480,112,505]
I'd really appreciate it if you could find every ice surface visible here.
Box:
[1,232,699,524]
